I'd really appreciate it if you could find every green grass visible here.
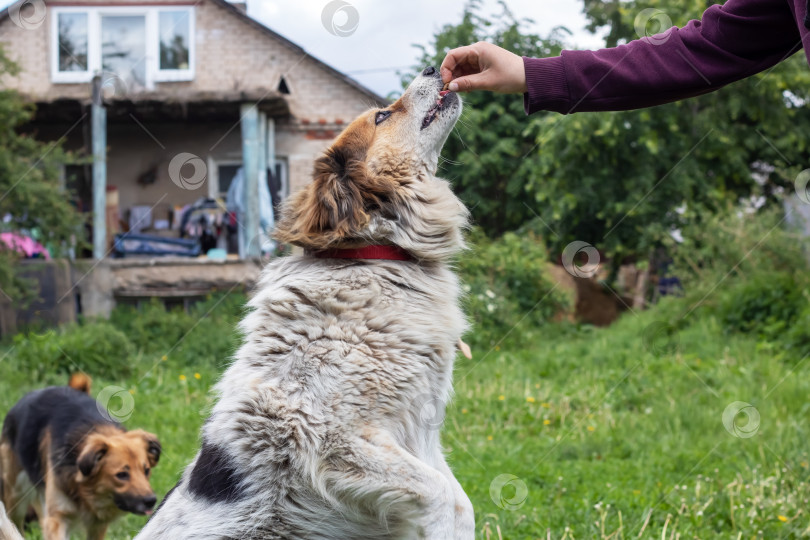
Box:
[2,294,809,539]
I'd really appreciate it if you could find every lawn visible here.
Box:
[1,288,809,539]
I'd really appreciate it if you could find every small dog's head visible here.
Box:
[76,427,161,516]
[275,66,468,261]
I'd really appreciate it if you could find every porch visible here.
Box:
[30,77,292,262]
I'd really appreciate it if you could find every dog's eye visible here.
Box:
[375,110,391,125]
[116,471,130,481]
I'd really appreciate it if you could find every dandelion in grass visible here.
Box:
[161,355,167,362]
[541,402,551,409]
[179,374,187,381]
[194,373,201,380]
[498,395,505,401]
[526,397,536,403]
[778,515,788,522]
[587,426,595,432]
[543,419,551,426]
[487,435,493,441]
[461,408,468,414]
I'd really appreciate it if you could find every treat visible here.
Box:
[442,82,450,91]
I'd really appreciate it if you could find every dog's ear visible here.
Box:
[77,437,109,478]
[145,432,161,467]
[127,429,161,467]
[274,124,399,250]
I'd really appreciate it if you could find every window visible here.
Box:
[210,158,288,208]
[101,15,146,88]
[57,12,88,73]
[51,6,195,87]
[159,11,191,72]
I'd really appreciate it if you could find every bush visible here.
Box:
[664,205,810,355]
[108,294,246,368]
[666,205,809,303]
[457,227,571,348]
[717,273,803,339]
[12,322,135,381]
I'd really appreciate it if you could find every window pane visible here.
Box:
[159,11,190,70]
[57,13,88,72]
[101,15,146,88]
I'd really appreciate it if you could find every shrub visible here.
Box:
[12,322,135,381]
[457,227,571,349]
[717,273,803,339]
[108,294,246,368]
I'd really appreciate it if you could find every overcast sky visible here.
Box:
[249,0,605,97]
[0,0,606,97]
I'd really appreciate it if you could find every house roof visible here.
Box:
[0,0,390,106]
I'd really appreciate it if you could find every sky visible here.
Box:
[0,0,606,97]
[248,0,605,97]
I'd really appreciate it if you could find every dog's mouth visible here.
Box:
[114,495,156,516]
[421,90,456,130]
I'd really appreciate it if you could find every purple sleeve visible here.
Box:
[524,0,803,114]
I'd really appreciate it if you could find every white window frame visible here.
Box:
[50,6,195,87]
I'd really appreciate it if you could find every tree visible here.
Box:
[0,46,84,301]
[404,0,567,235]
[406,0,810,270]
[526,0,810,264]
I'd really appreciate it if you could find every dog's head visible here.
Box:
[76,427,161,516]
[274,66,468,261]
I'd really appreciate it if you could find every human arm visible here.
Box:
[441,0,804,114]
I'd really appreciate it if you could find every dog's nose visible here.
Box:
[422,66,437,77]
[143,494,157,509]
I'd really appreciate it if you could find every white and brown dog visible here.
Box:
[138,67,473,539]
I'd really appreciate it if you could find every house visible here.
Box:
[0,0,388,321]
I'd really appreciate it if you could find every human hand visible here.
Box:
[440,42,527,93]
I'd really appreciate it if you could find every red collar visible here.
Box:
[309,245,413,261]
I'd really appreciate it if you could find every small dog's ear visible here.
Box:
[77,438,109,478]
[129,430,161,467]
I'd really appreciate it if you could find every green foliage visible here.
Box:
[9,293,247,383]
[11,322,135,380]
[458,227,571,348]
[717,273,803,338]
[0,45,84,300]
[108,294,247,368]
[527,0,810,263]
[4,278,810,538]
[408,1,810,267]
[662,204,810,355]
[406,1,567,234]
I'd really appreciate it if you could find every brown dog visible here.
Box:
[0,375,160,540]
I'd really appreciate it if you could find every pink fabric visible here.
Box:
[0,233,51,259]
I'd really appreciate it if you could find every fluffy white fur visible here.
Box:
[0,501,23,540]
[136,70,473,539]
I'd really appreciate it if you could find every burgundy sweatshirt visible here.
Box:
[523,0,810,114]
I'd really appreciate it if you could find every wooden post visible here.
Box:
[240,104,260,258]
[266,117,275,174]
[91,76,107,260]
